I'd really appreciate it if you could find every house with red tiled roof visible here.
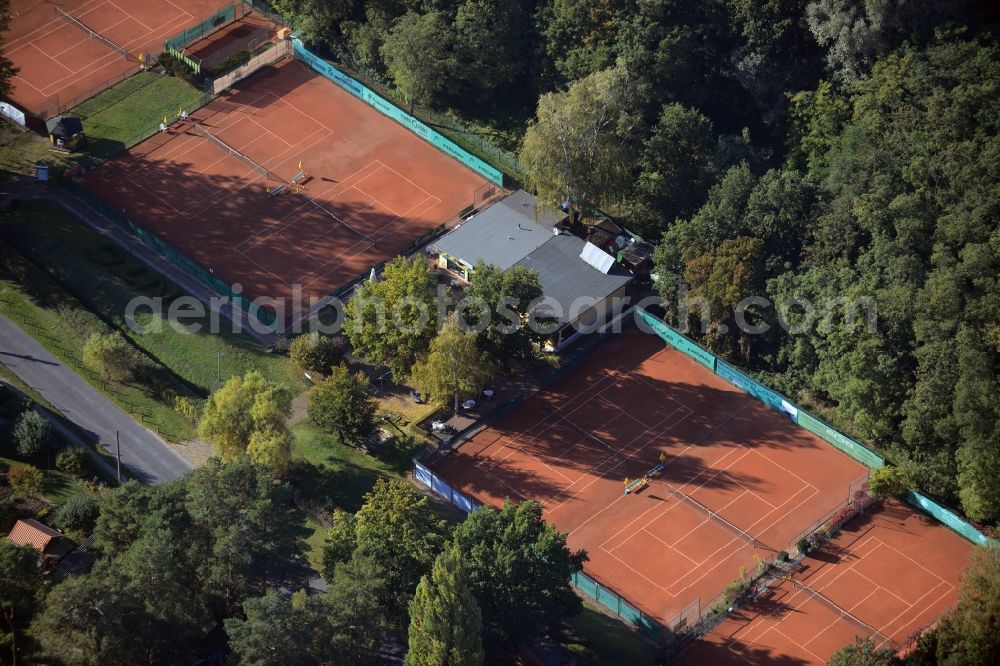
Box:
[7,518,62,555]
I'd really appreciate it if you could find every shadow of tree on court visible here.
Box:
[676,632,812,666]
[433,451,567,506]
[82,141,414,313]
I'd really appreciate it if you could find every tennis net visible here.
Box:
[665,483,756,548]
[193,123,277,182]
[543,406,628,464]
[789,578,895,649]
[56,7,133,61]
[301,196,375,243]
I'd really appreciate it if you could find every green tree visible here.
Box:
[321,509,357,579]
[55,494,100,533]
[82,331,136,382]
[344,256,439,378]
[198,370,291,468]
[406,545,484,666]
[540,0,618,82]
[381,11,456,108]
[29,560,206,666]
[12,410,52,459]
[289,332,344,374]
[225,590,315,666]
[92,480,155,554]
[449,500,586,645]
[0,540,41,666]
[462,263,544,365]
[351,479,449,624]
[307,364,377,446]
[55,447,88,477]
[868,464,917,500]
[828,636,895,666]
[453,0,533,104]
[410,318,493,415]
[520,65,640,212]
[806,0,974,80]
[7,466,43,498]
[934,545,1000,665]
[317,552,385,664]
[183,458,307,616]
[638,103,717,226]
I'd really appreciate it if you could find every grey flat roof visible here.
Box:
[433,190,567,269]
[516,234,633,324]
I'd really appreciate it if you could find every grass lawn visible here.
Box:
[0,240,196,441]
[71,72,205,160]
[0,456,91,507]
[562,600,661,666]
[304,516,328,573]
[290,420,424,513]
[1,200,299,394]
[0,72,204,177]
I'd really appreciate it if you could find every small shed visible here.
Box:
[45,115,85,151]
[7,518,62,554]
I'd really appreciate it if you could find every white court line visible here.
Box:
[108,0,153,32]
[374,159,436,200]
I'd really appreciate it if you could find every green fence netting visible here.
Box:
[164,2,243,51]
[571,571,665,643]
[636,308,716,370]
[291,38,504,186]
[636,308,883,469]
[795,410,884,469]
[905,492,991,546]
[716,359,795,417]
[64,183,275,328]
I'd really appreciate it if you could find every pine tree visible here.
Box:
[405,546,484,666]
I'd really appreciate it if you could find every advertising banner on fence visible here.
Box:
[636,308,716,370]
[291,38,503,186]
[795,410,885,469]
[0,101,26,127]
[716,359,789,415]
[906,492,991,546]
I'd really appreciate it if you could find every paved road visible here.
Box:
[0,315,191,483]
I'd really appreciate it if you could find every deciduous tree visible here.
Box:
[934,545,1000,665]
[449,500,586,645]
[381,11,456,108]
[198,371,291,470]
[307,364,377,446]
[520,65,640,212]
[82,331,135,382]
[462,263,544,365]
[289,332,344,374]
[344,256,440,378]
[410,318,492,415]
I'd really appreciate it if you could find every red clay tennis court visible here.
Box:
[431,329,868,624]
[83,58,492,315]
[5,0,226,115]
[677,498,973,665]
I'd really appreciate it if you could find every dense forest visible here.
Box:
[275,0,1000,525]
